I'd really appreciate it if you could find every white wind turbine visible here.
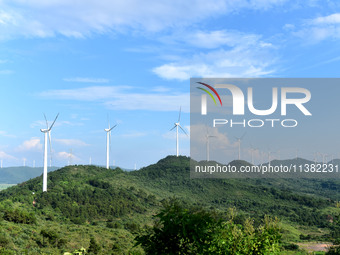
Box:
[170,107,187,157]
[249,144,258,165]
[40,113,59,192]
[234,133,246,160]
[206,134,216,161]
[313,152,318,164]
[267,149,276,167]
[317,152,327,164]
[104,120,117,169]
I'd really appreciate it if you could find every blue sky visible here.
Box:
[1,0,340,168]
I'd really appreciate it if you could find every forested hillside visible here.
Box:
[0,156,338,254]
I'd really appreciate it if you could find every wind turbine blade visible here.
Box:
[179,125,188,136]
[178,106,181,122]
[170,125,176,131]
[109,124,117,132]
[49,113,59,131]
[43,113,49,129]
[240,132,246,140]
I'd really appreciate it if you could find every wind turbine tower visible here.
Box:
[206,134,216,161]
[40,113,59,192]
[249,144,258,165]
[235,133,246,160]
[268,150,275,167]
[104,120,117,169]
[170,107,187,157]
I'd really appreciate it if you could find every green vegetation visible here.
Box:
[0,156,338,254]
[136,198,281,254]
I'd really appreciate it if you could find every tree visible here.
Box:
[88,237,101,254]
[135,198,281,255]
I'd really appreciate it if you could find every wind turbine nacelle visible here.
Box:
[40,129,48,133]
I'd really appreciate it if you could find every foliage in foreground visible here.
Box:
[136,198,282,255]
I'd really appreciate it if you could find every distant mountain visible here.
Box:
[0,166,59,184]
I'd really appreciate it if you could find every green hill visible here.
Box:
[0,156,339,254]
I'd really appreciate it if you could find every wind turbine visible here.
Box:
[268,150,276,167]
[40,113,59,192]
[104,120,117,169]
[206,134,216,161]
[313,152,318,164]
[234,133,246,160]
[170,107,187,157]
[249,144,258,165]
[318,152,327,164]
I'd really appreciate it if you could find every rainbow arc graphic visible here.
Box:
[196,82,222,115]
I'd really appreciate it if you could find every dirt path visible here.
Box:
[297,242,332,252]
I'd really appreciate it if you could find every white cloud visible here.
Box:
[0,0,294,40]
[0,130,16,138]
[293,13,340,42]
[151,86,172,93]
[178,30,264,49]
[153,29,277,80]
[54,139,89,147]
[0,0,228,39]
[153,46,276,80]
[17,137,42,151]
[312,13,340,25]
[39,86,190,112]
[105,92,189,112]
[0,69,13,74]
[0,151,16,160]
[63,77,109,83]
[39,86,129,101]
[57,151,79,161]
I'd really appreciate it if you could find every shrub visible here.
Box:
[136,198,282,255]
[3,208,36,224]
